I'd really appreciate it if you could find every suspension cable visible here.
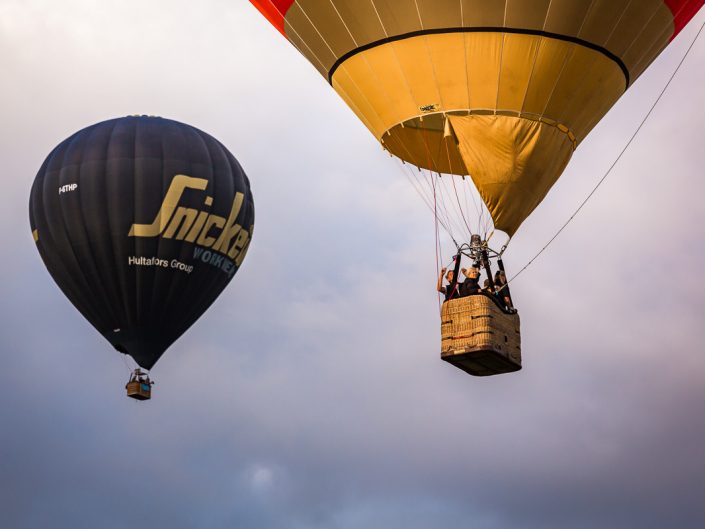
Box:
[507,18,705,287]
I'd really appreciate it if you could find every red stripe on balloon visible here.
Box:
[250,0,295,36]
[665,0,705,39]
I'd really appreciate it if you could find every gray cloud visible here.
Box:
[1,1,705,528]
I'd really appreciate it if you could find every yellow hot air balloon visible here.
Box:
[250,0,704,376]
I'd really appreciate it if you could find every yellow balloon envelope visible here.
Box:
[251,0,703,235]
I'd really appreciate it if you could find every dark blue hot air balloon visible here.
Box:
[29,116,254,396]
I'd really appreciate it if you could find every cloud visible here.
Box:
[1,2,705,529]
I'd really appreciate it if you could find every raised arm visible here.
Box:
[437,268,447,293]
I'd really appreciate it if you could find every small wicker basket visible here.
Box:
[126,380,152,400]
[440,294,521,376]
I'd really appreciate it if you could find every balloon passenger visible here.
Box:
[459,267,481,297]
[437,268,460,301]
[494,270,514,311]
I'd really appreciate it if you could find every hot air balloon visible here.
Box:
[250,0,703,376]
[29,116,255,398]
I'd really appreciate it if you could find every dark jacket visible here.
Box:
[459,277,481,297]
[443,281,460,301]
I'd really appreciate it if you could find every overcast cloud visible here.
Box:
[1,1,705,528]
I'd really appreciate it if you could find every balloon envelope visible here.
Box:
[251,0,704,235]
[29,116,255,369]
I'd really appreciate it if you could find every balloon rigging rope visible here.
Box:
[122,353,134,375]
[433,172,442,312]
[507,18,705,288]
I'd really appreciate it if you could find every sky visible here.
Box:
[2,1,705,528]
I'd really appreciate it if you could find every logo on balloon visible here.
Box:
[128,174,252,271]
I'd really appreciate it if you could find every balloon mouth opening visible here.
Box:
[381,111,468,176]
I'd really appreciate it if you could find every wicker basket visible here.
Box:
[126,381,152,400]
[440,294,521,376]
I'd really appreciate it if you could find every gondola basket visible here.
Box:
[440,294,521,376]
